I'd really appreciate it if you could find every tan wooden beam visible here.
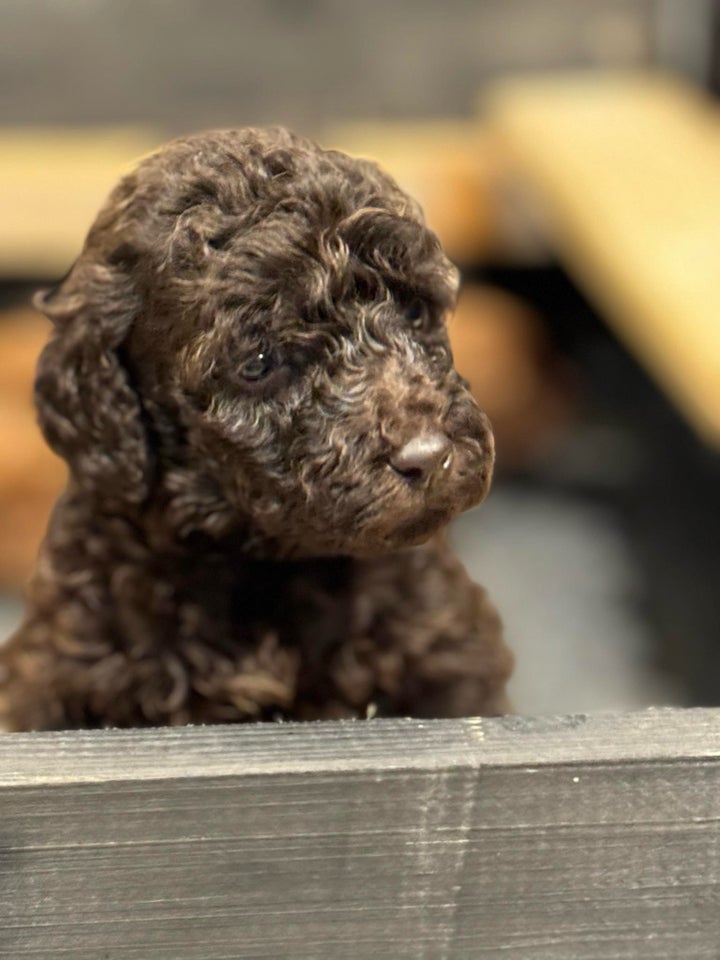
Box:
[0,127,161,277]
[485,72,720,446]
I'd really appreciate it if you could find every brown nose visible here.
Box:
[390,433,452,481]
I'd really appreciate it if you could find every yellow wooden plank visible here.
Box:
[0,127,161,276]
[485,71,720,447]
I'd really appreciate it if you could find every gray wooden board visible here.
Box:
[1,708,719,959]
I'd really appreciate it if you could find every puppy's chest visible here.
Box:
[182,557,360,656]
[249,560,357,655]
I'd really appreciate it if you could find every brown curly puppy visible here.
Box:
[0,128,512,730]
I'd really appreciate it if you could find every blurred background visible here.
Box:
[1,0,719,714]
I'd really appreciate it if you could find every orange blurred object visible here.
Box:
[0,309,66,588]
[449,284,575,469]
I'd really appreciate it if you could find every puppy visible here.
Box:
[0,127,512,729]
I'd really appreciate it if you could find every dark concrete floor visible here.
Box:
[452,485,679,715]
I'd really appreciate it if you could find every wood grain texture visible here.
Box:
[1,708,719,959]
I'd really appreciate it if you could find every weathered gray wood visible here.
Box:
[1,708,719,959]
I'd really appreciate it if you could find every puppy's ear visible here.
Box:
[33,251,150,506]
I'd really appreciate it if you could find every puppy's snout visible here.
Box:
[389,433,452,482]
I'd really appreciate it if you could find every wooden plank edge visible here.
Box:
[1,706,718,787]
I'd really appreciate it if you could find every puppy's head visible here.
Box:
[35,128,494,557]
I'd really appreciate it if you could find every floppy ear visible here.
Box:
[33,253,150,506]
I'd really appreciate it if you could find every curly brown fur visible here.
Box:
[0,127,512,730]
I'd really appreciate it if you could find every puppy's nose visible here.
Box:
[390,433,452,481]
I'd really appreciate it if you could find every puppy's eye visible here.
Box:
[240,351,276,382]
[404,298,430,330]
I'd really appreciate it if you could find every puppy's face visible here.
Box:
[169,217,494,558]
[42,129,494,558]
